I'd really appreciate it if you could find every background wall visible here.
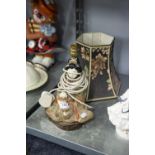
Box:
[26,0,129,75]
[84,0,129,75]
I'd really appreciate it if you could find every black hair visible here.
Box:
[65,63,82,73]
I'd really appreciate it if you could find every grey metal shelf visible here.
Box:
[26,74,129,155]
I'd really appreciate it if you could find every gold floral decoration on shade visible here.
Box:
[106,78,112,91]
[81,47,90,61]
[91,53,107,80]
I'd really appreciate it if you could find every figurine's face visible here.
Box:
[33,8,46,23]
[67,68,79,79]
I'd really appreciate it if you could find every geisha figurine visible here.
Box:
[26,0,58,68]
[39,44,94,130]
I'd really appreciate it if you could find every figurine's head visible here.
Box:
[31,0,57,24]
[65,58,82,74]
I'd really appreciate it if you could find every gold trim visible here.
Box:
[109,43,121,96]
[76,41,112,49]
[86,95,118,102]
[86,47,92,100]
[76,41,92,48]
[107,46,116,97]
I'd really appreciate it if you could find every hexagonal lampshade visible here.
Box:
[76,32,121,102]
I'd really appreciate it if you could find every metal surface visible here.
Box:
[26,75,129,155]
[26,61,67,113]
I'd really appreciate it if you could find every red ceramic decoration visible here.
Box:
[26,0,58,68]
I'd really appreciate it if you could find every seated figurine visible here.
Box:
[39,56,94,130]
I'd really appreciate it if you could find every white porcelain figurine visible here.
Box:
[108,89,129,140]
